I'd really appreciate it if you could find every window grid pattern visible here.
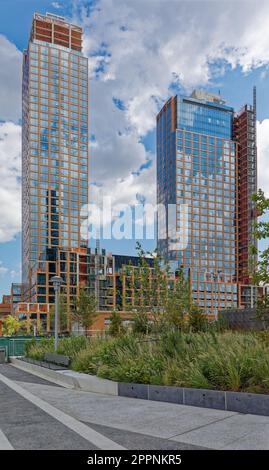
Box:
[22,30,89,301]
[157,94,239,315]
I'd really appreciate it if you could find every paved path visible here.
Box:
[0,364,269,450]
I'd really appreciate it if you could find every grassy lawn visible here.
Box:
[25,329,269,394]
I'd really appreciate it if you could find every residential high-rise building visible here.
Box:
[157,90,257,316]
[22,13,89,304]
[233,88,257,284]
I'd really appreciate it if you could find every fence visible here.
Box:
[220,308,266,330]
[0,336,43,361]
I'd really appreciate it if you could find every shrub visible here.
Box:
[26,337,54,360]
[25,335,89,361]
[24,338,37,356]
[186,306,209,332]
[132,310,152,335]
[71,335,138,374]
[57,335,89,358]
[108,310,126,337]
[108,355,164,384]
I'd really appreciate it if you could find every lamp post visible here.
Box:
[51,276,63,352]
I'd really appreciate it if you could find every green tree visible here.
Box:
[128,242,156,334]
[109,310,125,337]
[17,318,32,336]
[187,305,209,332]
[132,310,151,335]
[30,319,44,336]
[255,295,269,329]
[251,189,269,284]
[162,269,191,331]
[126,242,193,334]
[71,287,97,331]
[3,315,24,336]
[251,190,269,327]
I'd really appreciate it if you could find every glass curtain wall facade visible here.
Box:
[22,13,89,302]
[157,91,238,315]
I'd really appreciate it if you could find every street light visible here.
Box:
[51,276,63,352]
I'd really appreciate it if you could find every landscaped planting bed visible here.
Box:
[25,330,269,395]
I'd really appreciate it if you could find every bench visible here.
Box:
[44,352,70,368]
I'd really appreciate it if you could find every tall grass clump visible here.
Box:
[25,337,54,360]
[25,335,89,361]
[56,335,89,358]
[163,331,269,393]
[71,335,164,383]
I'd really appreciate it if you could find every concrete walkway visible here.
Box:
[0,364,269,450]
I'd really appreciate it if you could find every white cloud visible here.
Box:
[71,0,269,206]
[10,267,22,280]
[1,1,269,245]
[257,119,269,197]
[0,35,22,243]
[0,35,22,122]
[0,261,8,276]
[52,2,62,9]
[0,260,20,286]
[0,122,21,243]
[91,161,156,207]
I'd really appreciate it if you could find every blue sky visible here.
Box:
[0,0,269,298]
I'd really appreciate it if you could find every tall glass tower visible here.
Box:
[22,13,89,303]
[157,90,239,315]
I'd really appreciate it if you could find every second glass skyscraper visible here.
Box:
[157,90,257,315]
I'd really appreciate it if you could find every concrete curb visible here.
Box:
[58,369,118,395]
[10,357,75,389]
[117,383,269,416]
[10,358,118,395]
[10,358,269,416]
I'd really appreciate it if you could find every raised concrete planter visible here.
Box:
[10,357,118,395]
[118,383,269,416]
[10,357,75,389]
[59,369,118,395]
[118,382,148,400]
[148,384,183,404]
[184,388,226,410]
[226,391,269,416]
[10,357,269,416]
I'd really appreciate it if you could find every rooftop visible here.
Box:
[191,89,226,105]
[33,11,82,31]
